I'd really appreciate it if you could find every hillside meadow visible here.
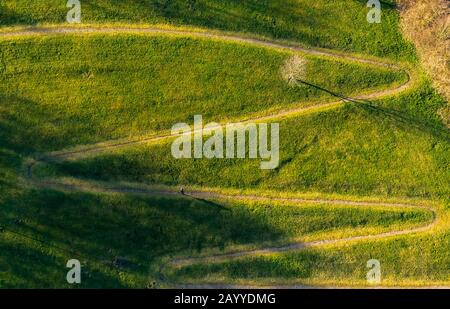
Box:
[0,0,448,288]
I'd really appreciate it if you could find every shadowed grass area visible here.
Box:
[0,0,416,61]
[0,187,433,288]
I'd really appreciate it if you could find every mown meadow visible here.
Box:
[1,0,416,61]
[47,90,449,200]
[0,188,433,287]
[0,35,405,152]
[0,0,448,288]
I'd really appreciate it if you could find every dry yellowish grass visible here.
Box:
[397,0,449,126]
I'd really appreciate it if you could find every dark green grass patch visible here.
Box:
[0,0,416,61]
[0,188,431,288]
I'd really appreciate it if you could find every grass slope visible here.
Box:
[0,189,433,288]
[0,0,416,61]
[0,34,405,152]
[48,89,449,200]
[0,0,448,288]
[170,229,450,286]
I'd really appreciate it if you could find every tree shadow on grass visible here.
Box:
[150,0,329,42]
[0,94,63,155]
[0,188,286,287]
[185,194,231,213]
[0,3,39,26]
[0,94,115,155]
[84,0,338,48]
[0,236,125,288]
[0,1,67,27]
[296,79,450,142]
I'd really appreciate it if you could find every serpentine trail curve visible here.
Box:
[1,25,441,288]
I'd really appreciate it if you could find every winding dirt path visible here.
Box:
[29,178,439,289]
[4,25,442,288]
[3,26,414,161]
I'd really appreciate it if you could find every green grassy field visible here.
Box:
[0,0,416,61]
[0,0,448,288]
[169,229,450,286]
[0,189,433,288]
[45,92,449,200]
[0,35,406,152]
